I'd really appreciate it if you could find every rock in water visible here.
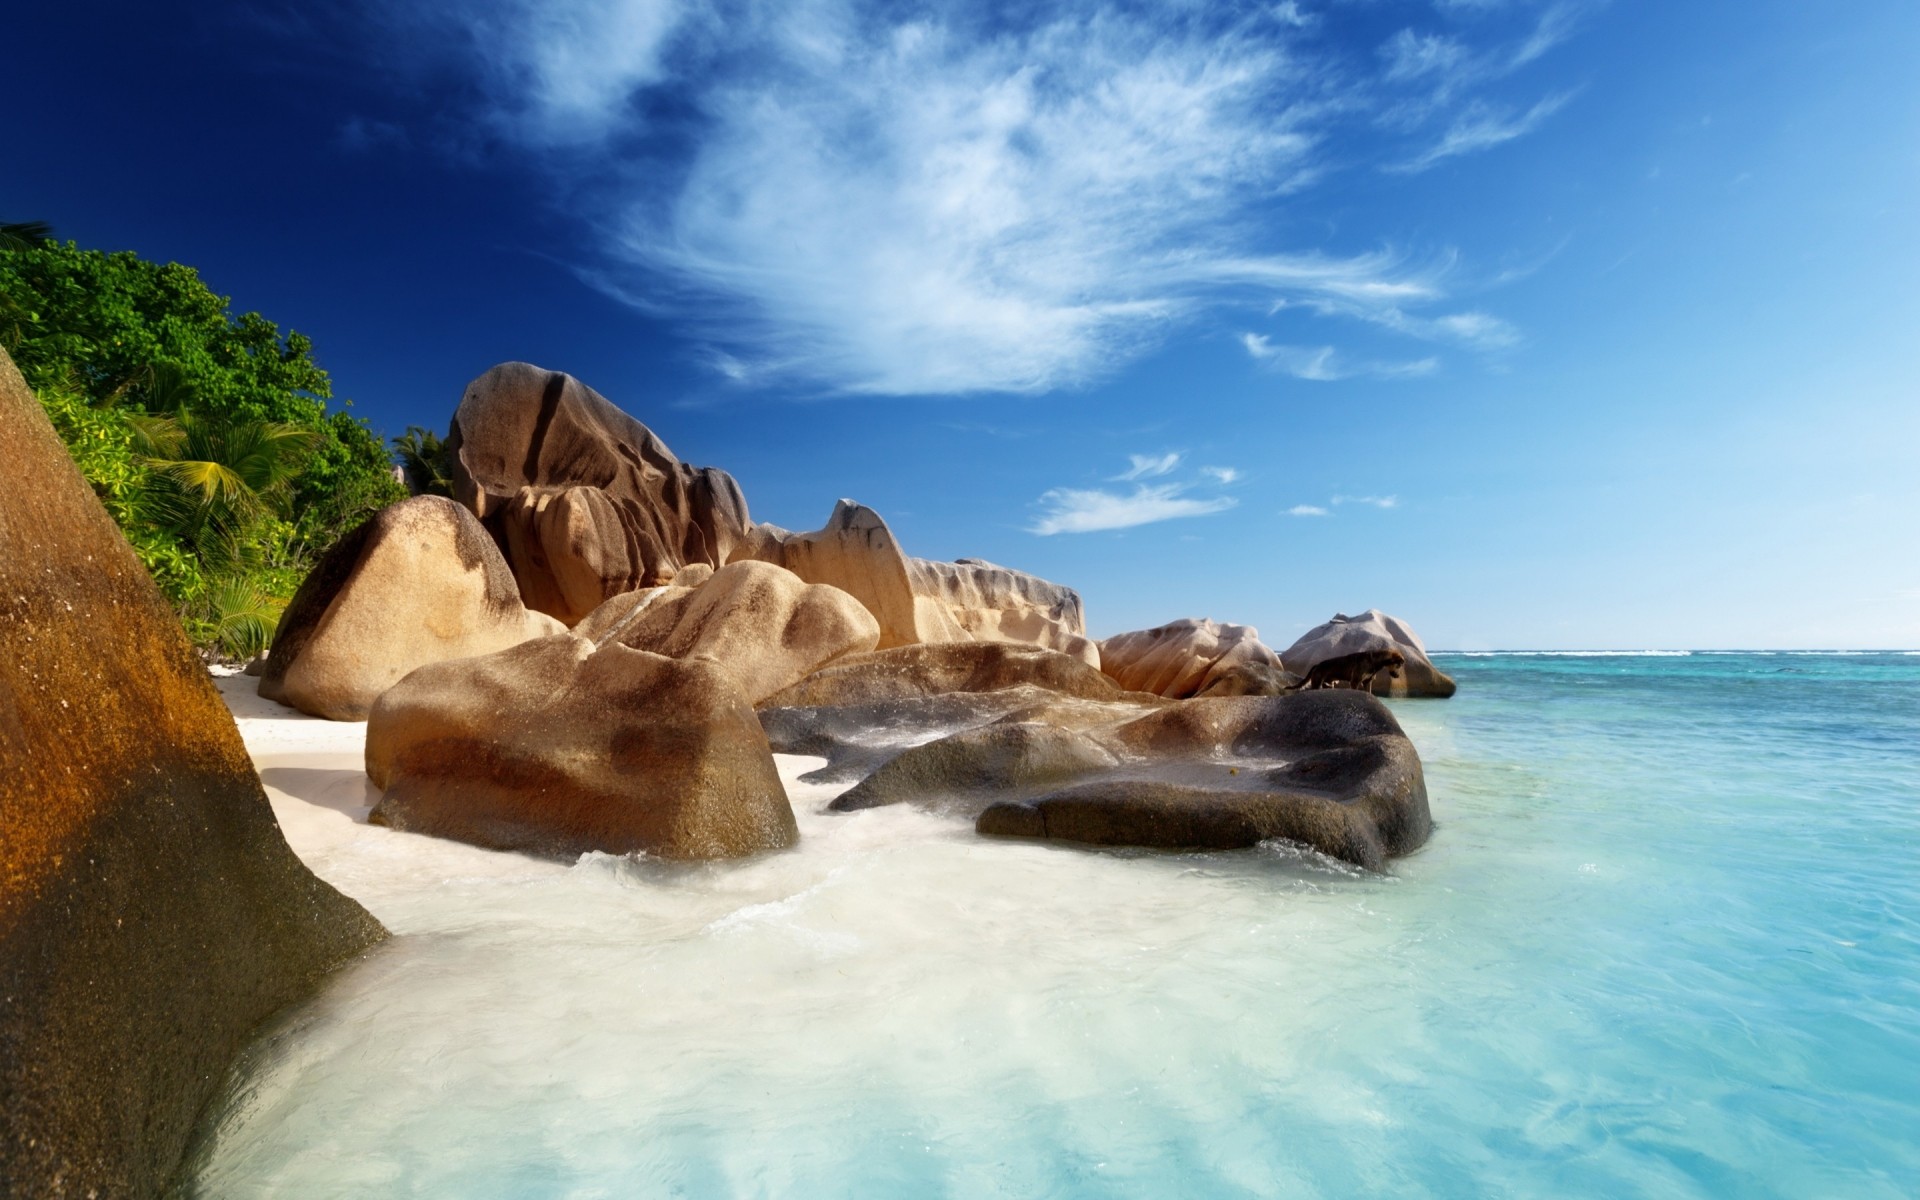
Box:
[1279,610,1456,698]
[366,636,796,860]
[260,495,566,720]
[0,347,386,1199]
[446,362,755,626]
[570,560,879,705]
[1098,617,1296,698]
[976,689,1430,870]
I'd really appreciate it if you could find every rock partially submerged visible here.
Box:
[762,642,1429,869]
[1280,610,1456,698]
[367,635,795,860]
[0,347,385,1199]
[260,495,564,720]
[1098,617,1297,699]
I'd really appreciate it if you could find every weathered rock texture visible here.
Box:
[1098,617,1296,699]
[0,347,386,1199]
[977,689,1430,869]
[570,560,878,705]
[446,362,755,626]
[759,637,1428,869]
[746,501,1098,664]
[366,635,796,860]
[761,642,1128,710]
[260,495,564,720]
[1280,610,1456,698]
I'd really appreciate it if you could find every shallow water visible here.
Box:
[186,654,1920,1198]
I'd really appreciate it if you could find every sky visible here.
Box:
[5,0,1917,649]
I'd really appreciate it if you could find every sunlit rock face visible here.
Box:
[260,495,565,720]
[0,347,386,1199]
[746,501,1099,665]
[446,362,756,626]
[1280,610,1457,698]
[445,365,1093,665]
[571,559,880,706]
[367,635,797,861]
[1097,617,1296,699]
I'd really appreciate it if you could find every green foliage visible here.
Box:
[1,230,407,657]
[393,424,455,497]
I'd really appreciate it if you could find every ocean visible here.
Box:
[183,652,1920,1197]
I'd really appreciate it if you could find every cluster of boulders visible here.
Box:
[259,361,1456,871]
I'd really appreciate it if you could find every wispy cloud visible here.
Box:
[355,0,1594,394]
[1286,504,1330,517]
[1334,494,1400,509]
[1113,452,1182,481]
[1031,483,1237,535]
[1381,30,1468,85]
[1202,465,1241,484]
[1391,92,1575,173]
[1241,334,1439,381]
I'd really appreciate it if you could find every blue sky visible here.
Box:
[6,0,1917,648]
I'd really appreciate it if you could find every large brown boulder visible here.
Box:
[260,495,565,720]
[0,348,386,1199]
[1279,610,1456,698]
[365,635,796,860]
[1097,617,1296,699]
[446,362,756,625]
[745,500,1099,665]
[571,560,879,704]
[976,689,1430,870]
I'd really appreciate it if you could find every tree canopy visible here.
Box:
[0,228,406,656]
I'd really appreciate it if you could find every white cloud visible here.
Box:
[1334,494,1400,508]
[1202,465,1241,484]
[1286,504,1330,517]
[1242,334,1440,381]
[1030,483,1237,535]
[1113,452,1182,481]
[366,0,1589,394]
[1381,30,1467,84]
[1513,2,1590,68]
[1271,2,1315,28]
[1392,92,1574,173]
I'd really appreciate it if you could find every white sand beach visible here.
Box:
[212,669,877,927]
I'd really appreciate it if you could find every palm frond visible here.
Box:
[127,411,187,458]
[156,457,253,509]
[198,576,286,660]
[0,221,54,252]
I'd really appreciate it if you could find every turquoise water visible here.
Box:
[188,653,1920,1197]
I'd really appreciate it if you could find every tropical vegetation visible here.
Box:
[0,224,407,658]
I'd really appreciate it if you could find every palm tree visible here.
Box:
[0,220,53,252]
[126,373,320,657]
[393,424,455,497]
[0,222,52,348]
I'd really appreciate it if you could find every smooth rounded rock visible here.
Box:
[261,495,564,720]
[1098,617,1291,699]
[1279,610,1456,698]
[366,635,796,860]
[572,560,879,705]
